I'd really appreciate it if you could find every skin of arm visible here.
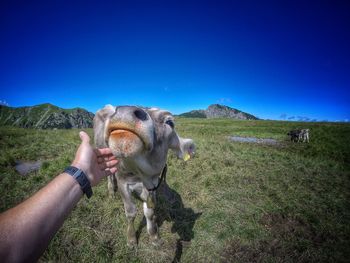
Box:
[0,131,118,263]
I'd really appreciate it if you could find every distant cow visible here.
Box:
[94,105,195,247]
[287,129,300,142]
[300,129,310,143]
[287,129,309,143]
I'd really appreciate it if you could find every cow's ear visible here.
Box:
[172,137,195,161]
[93,104,115,148]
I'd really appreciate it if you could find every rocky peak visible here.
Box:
[179,104,259,120]
[205,104,258,120]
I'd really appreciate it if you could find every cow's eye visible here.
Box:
[165,119,175,129]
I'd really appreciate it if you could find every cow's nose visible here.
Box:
[134,109,148,121]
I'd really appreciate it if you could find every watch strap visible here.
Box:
[64,166,93,198]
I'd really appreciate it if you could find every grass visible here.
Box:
[0,119,350,262]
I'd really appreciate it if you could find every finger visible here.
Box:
[94,148,113,156]
[98,154,116,163]
[79,131,90,144]
[99,159,118,170]
[106,159,118,168]
[104,167,118,176]
[107,154,117,161]
[106,167,118,175]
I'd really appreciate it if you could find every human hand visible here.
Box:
[72,131,118,186]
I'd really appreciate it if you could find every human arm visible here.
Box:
[0,131,118,263]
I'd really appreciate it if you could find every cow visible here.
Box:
[287,129,301,142]
[287,129,310,143]
[300,129,310,143]
[93,105,195,247]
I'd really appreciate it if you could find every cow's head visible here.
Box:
[94,105,195,176]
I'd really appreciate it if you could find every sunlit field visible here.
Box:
[1,118,349,262]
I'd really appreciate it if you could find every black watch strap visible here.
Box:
[64,166,93,198]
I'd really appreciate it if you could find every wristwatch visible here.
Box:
[64,166,93,198]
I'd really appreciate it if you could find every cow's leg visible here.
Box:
[107,174,116,198]
[143,192,162,246]
[119,184,137,247]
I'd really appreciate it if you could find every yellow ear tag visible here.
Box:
[184,153,191,161]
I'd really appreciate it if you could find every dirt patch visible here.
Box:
[15,160,42,176]
[221,213,336,262]
[221,237,317,263]
[221,239,263,263]
[260,213,313,240]
[229,136,279,145]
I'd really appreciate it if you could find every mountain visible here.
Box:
[178,109,207,118]
[0,103,94,129]
[179,104,259,120]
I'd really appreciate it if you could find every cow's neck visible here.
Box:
[117,158,167,191]
[118,155,166,178]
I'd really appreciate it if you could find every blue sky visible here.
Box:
[1,0,349,121]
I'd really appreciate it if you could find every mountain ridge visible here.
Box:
[179,104,259,120]
[0,103,94,129]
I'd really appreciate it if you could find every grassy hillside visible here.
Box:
[0,119,349,262]
[0,103,94,128]
[178,110,207,118]
[0,103,59,126]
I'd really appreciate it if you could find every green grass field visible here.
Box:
[1,119,350,262]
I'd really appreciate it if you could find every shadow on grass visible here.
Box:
[135,182,201,262]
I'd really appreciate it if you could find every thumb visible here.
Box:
[79,131,90,144]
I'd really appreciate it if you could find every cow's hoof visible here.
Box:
[127,239,137,248]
